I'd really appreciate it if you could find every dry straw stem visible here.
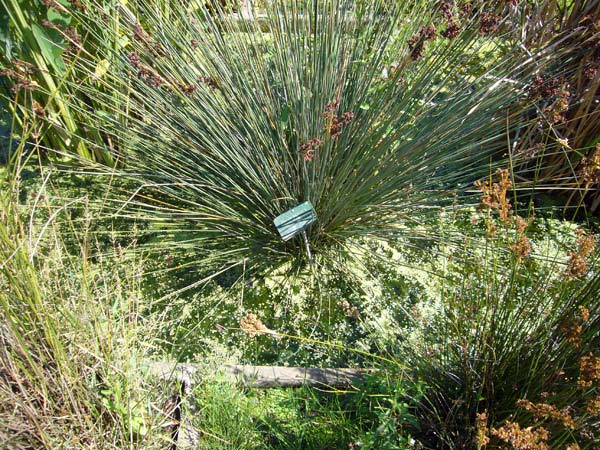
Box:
[510,1,600,212]
[0,166,169,448]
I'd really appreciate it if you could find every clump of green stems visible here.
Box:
[18,0,580,286]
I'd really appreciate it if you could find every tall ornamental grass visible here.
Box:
[8,0,582,281]
[509,1,600,213]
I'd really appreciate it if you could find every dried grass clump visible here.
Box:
[512,3,600,211]
[0,169,168,449]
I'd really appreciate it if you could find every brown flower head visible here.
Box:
[583,64,598,80]
[511,235,532,259]
[439,2,454,20]
[491,422,549,450]
[32,101,46,119]
[543,86,570,124]
[1,63,40,94]
[565,230,596,278]
[40,0,63,10]
[323,101,353,139]
[578,354,600,388]
[529,75,561,99]
[239,313,279,339]
[581,144,600,185]
[323,100,340,119]
[510,216,532,258]
[180,83,197,96]
[149,74,166,88]
[460,2,473,17]
[517,399,577,429]
[474,168,513,224]
[587,395,600,415]
[69,0,86,12]
[479,12,501,35]
[240,313,269,337]
[442,21,461,39]
[198,76,220,90]
[64,26,82,54]
[560,305,591,347]
[408,25,437,60]
[300,137,322,161]
[340,300,360,319]
[128,51,141,68]
[578,305,590,322]
[134,23,152,44]
[420,25,437,40]
[137,65,150,81]
[41,19,58,29]
[476,411,490,449]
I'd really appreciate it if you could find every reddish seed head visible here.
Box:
[584,65,598,80]
[128,51,141,68]
[439,2,454,20]
[460,2,473,17]
[69,0,86,11]
[41,19,57,29]
[442,21,461,39]
[421,25,437,40]
[198,76,219,89]
[479,12,501,35]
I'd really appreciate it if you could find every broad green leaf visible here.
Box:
[31,23,66,76]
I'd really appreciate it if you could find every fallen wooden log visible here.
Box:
[146,361,371,388]
[225,364,369,388]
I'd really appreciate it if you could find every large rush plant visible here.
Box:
[39,0,570,280]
